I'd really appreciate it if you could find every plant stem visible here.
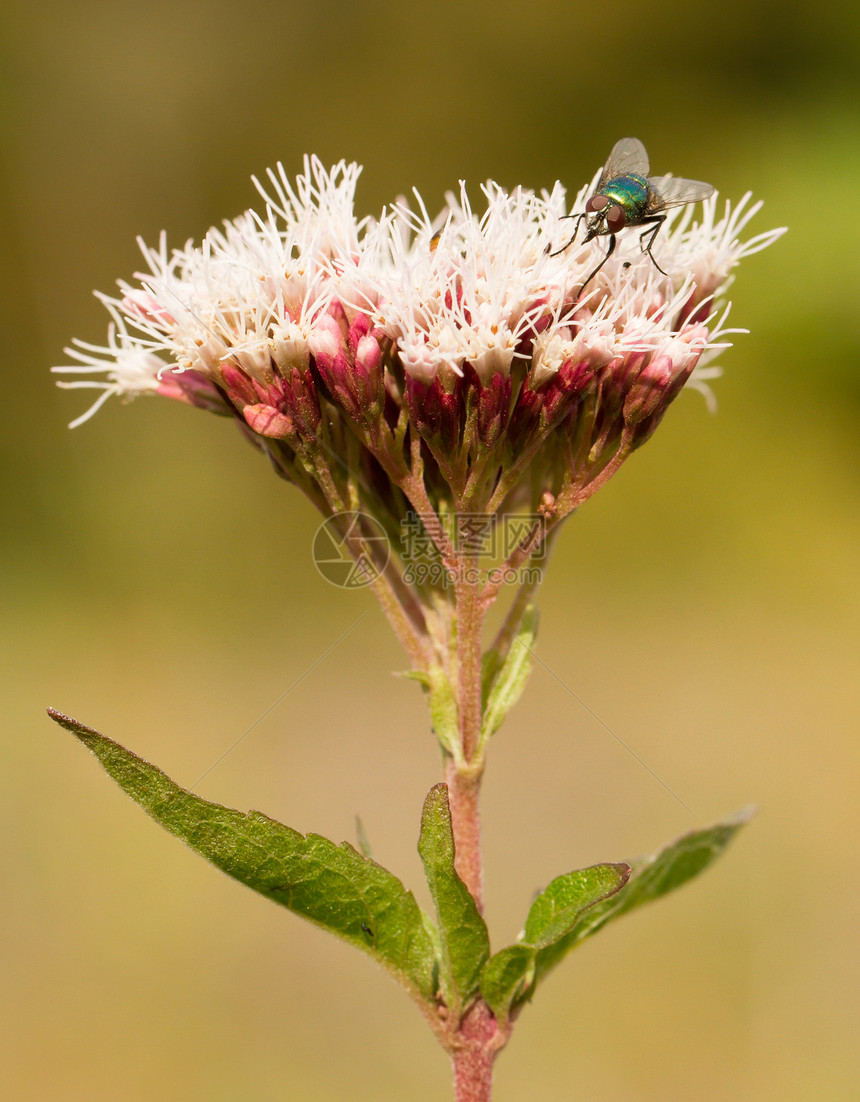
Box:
[445,757,484,910]
[451,1001,500,1102]
[448,546,486,907]
[456,554,484,766]
[446,548,505,1099]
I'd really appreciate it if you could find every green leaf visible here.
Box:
[49,709,439,1005]
[401,669,431,687]
[418,783,490,1014]
[482,812,751,1021]
[533,809,755,986]
[479,862,628,1023]
[478,604,538,753]
[523,862,631,949]
[412,666,462,764]
[479,944,535,1025]
[480,648,502,707]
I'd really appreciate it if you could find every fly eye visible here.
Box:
[606,205,626,233]
[585,194,609,213]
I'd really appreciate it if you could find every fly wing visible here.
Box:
[597,137,650,188]
[646,175,715,212]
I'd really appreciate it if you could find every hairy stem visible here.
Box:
[446,538,486,905]
[451,1002,504,1102]
[456,553,484,765]
[445,757,484,911]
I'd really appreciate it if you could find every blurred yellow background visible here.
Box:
[2,0,857,1099]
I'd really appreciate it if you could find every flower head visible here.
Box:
[54,153,784,592]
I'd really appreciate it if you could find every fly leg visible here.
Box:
[637,215,668,275]
[547,212,585,257]
[577,233,616,299]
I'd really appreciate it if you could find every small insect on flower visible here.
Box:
[552,137,714,297]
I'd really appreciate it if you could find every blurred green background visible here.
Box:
[2,0,858,1099]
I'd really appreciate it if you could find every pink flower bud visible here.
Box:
[348,312,373,356]
[243,403,294,439]
[355,334,382,377]
[406,375,460,455]
[156,369,229,415]
[622,356,675,426]
[324,299,350,341]
[601,351,647,418]
[277,367,322,438]
[469,368,511,450]
[307,324,341,373]
[220,363,261,407]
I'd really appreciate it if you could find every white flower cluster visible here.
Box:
[54,155,784,427]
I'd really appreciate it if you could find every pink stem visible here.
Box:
[451,1002,502,1102]
[448,549,486,907]
[445,758,484,911]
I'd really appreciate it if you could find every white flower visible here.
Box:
[53,293,171,427]
[662,192,786,299]
[55,155,783,430]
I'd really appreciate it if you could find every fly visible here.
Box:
[551,137,714,298]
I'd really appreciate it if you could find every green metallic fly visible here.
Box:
[552,137,714,297]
